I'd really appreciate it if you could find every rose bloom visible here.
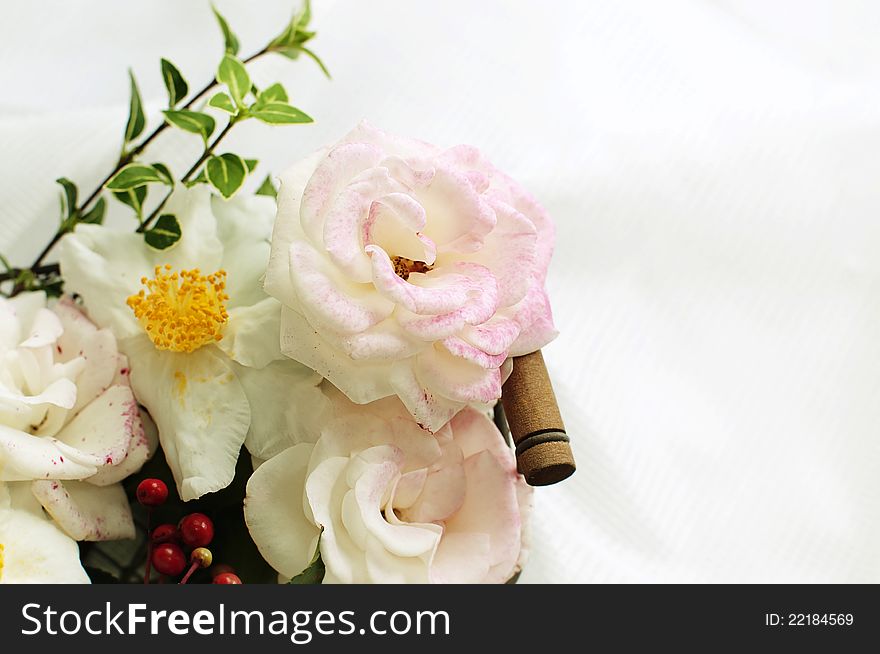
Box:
[245,387,532,583]
[0,292,155,575]
[265,123,557,432]
[60,187,327,500]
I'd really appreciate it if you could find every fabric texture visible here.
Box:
[2,0,879,582]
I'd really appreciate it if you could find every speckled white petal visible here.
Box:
[32,479,134,541]
[245,443,321,579]
[0,423,99,481]
[87,408,157,487]
[126,338,250,501]
[19,308,63,349]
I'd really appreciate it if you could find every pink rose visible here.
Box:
[245,388,532,583]
[266,123,557,432]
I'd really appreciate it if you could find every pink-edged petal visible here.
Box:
[32,479,134,541]
[463,199,537,307]
[340,121,440,160]
[290,240,394,334]
[416,165,496,253]
[444,450,522,583]
[416,344,503,404]
[459,315,521,357]
[323,168,400,282]
[301,142,384,246]
[403,440,466,524]
[363,192,436,265]
[266,147,329,309]
[280,306,394,404]
[442,336,508,369]
[340,320,421,361]
[507,285,559,357]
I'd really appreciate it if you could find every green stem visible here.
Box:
[136,119,236,233]
[29,47,269,268]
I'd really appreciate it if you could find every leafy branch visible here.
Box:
[2,1,326,296]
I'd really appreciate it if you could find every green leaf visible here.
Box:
[124,69,146,143]
[106,163,171,190]
[299,46,331,79]
[244,158,258,172]
[160,58,188,108]
[113,186,148,218]
[80,197,107,225]
[249,102,313,125]
[152,162,175,186]
[144,214,182,250]
[211,4,240,55]
[206,153,248,199]
[163,109,216,142]
[216,55,250,108]
[255,174,277,199]
[270,0,314,50]
[258,82,288,104]
[56,177,78,217]
[288,534,324,584]
[208,92,237,115]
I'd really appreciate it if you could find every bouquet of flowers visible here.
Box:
[0,2,569,585]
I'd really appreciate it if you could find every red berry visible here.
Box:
[150,523,178,543]
[209,563,235,579]
[179,512,214,548]
[151,543,186,576]
[136,478,168,507]
[212,572,242,584]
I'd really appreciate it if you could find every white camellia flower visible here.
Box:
[0,292,155,544]
[0,481,90,583]
[245,387,532,583]
[266,122,558,432]
[60,187,328,500]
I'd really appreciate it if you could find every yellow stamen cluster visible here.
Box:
[127,265,229,353]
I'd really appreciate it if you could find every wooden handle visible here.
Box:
[500,350,575,486]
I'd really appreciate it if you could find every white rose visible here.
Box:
[0,292,155,543]
[245,388,532,583]
[265,122,557,432]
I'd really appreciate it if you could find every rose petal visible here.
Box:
[31,479,134,541]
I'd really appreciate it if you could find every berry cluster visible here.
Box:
[136,478,242,584]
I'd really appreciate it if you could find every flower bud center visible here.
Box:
[391,256,432,281]
[127,265,229,353]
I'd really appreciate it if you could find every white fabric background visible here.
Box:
[2,0,879,583]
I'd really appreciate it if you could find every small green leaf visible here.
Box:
[80,197,107,225]
[151,163,175,186]
[113,186,148,218]
[206,153,248,199]
[160,58,188,108]
[124,69,146,143]
[249,102,313,125]
[144,214,182,250]
[288,533,324,584]
[208,92,237,114]
[270,0,314,50]
[106,164,172,190]
[244,158,258,172]
[258,82,288,104]
[216,55,251,108]
[255,174,277,199]
[211,4,240,55]
[299,46,331,79]
[163,110,216,142]
[56,178,78,218]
